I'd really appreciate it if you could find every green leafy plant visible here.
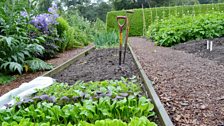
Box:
[147,12,224,46]
[1,117,157,126]
[0,79,157,125]
[35,78,142,99]
[106,3,224,36]
[94,31,119,48]
[0,73,16,85]
[0,0,53,74]
[57,17,69,37]
[24,58,53,72]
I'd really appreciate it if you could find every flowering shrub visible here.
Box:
[31,3,59,34]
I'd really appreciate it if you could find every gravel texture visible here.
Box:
[0,45,94,96]
[129,37,224,126]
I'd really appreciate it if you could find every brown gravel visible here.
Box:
[0,45,94,96]
[129,37,224,126]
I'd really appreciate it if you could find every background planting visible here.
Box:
[147,12,224,46]
[106,3,224,36]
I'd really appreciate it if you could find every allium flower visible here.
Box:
[20,11,28,17]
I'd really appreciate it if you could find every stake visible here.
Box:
[123,10,134,64]
[210,41,213,52]
[117,16,127,65]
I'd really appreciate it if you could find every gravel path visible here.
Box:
[129,37,224,126]
[0,45,94,96]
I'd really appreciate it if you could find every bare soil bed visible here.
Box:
[0,45,94,96]
[129,37,224,126]
[53,48,140,84]
[173,37,224,65]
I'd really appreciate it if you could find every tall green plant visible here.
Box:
[0,0,52,74]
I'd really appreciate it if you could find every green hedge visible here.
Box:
[106,3,224,36]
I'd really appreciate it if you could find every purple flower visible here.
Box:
[30,2,59,34]
[20,11,28,17]
[31,13,58,33]
[52,2,58,9]
[48,7,57,14]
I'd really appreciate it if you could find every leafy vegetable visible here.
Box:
[147,12,224,46]
[2,116,157,126]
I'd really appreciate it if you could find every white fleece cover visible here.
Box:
[0,77,54,109]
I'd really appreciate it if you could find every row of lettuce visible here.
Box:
[0,78,158,126]
[0,0,106,78]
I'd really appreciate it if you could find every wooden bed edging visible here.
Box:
[128,44,174,126]
[42,44,173,126]
[42,46,95,77]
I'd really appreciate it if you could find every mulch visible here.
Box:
[0,45,94,96]
[129,37,224,126]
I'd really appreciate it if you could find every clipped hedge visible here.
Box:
[106,3,224,36]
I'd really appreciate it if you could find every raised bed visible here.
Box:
[0,45,173,126]
[46,46,173,126]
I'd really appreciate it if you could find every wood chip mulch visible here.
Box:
[0,45,94,96]
[129,37,224,126]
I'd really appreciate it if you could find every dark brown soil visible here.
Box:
[172,37,224,65]
[129,37,224,126]
[0,45,94,96]
[53,48,140,84]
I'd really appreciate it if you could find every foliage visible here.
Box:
[0,0,53,74]
[24,58,53,72]
[35,78,142,99]
[2,97,155,124]
[147,12,224,46]
[0,75,158,124]
[0,79,157,125]
[93,18,107,35]
[1,116,157,126]
[63,27,83,50]
[0,73,16,85]
[94,31,119,48]
[63,12,93,46]
[110,0,150,10]
[106,3,224,36]
[37,39,59,60]
[0,36,46,74]
[56,17,69,37]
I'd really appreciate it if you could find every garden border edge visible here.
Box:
[128,44,174,126]
[42,45,96,77]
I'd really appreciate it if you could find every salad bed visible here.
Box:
[0,79,158,126]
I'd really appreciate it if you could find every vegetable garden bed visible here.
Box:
[173,37,224,65]
[0,46,173,125]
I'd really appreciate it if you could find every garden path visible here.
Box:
[129,37,224,126]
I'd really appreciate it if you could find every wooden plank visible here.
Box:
[128,44,174,126]
[42,46,95,77]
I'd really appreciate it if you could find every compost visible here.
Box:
[129,37,224,126]
[53,48,140,84]
[172,37,224,65]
